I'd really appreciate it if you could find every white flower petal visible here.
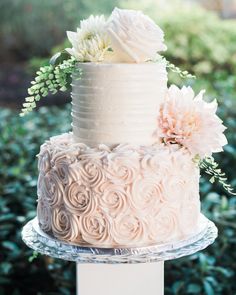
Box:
[66,15,110,62]
[106,8,167,63]
[67,31,79,45]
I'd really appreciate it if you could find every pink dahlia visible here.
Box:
[156,85,227,158]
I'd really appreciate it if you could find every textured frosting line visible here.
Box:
[37,133,201,247]
[71,62,167,146]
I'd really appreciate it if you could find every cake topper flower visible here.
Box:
[155,85,227,158]
[106,8,167,63]
[66,15,110,62]
[20,8,189,116]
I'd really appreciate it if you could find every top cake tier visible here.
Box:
[71,62,167,146]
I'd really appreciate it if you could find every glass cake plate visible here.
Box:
[22,215,217,264]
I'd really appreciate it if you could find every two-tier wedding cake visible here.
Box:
[34,8,227,247]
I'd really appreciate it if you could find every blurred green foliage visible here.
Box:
[159,7,236,96]
[1,1,236,294]
[0,106,75,295]
[0,0,118,60]
[120,0,236,96]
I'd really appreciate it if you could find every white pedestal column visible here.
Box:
[76,261,164,295]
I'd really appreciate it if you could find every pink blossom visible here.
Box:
[156,85,227,157]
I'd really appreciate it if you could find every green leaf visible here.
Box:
[28,251,39,262]
[25,97,35,102]
[187,283,202,293]
[0,262,12,275]
[60,86,67,92]
[172,281,184,293]
[203,281,214,295]
[0,213,15,222]
[50,50,70,66]
[2,241,20,254]
[209,176,215,183]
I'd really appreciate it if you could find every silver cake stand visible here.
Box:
[22,215,218,295]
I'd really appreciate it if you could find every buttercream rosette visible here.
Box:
[37,133,201,247]
[51,206,81,243]
[79,211,112,246]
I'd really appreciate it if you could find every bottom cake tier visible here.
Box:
[37,133,201,248]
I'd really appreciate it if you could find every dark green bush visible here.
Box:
[0,105,77,295]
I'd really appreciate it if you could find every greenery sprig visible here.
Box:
[20,53,81,117]
[28,251,39,263]
[165,58,196,79]
[152,56,196,79]
[199,156,236,195]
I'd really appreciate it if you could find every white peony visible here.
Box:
[66,15,110,62]
[106,8,167,63]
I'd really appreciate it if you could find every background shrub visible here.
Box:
[0,106,75,295]
[0,0,118,61]
[120,0,236,95]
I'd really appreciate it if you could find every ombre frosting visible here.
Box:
[37,133,201,247]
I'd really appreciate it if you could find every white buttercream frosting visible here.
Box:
[71,61,167,146]
[37,133,201,247]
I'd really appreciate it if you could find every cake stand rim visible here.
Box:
[21,215,218,264]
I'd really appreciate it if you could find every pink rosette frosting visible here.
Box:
[52,152,71,184]
[129,175,163,215]
[37,199,52,233]
[112,213,147,246]
[161,177,186,202]
[140,148,170,175]
[50,150,80,185]
[76,153,107,193]
[107,151,140,184]
[179,199,201,236]
[39,170,64,207]
[99,183,128,217]
[37,133,202,247]
[38,149,51,174]
[79,212,111,246]
[49,133,72,146]
[51,206,80,242]
[149,203,180,243]
[161,149,200,202]
[64,182,97,216]
[37,173,44,200]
